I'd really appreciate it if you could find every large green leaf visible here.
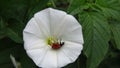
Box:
[110,20,120,50]
[79,12,110,68]
[67,0,88,15]
[95,0,120,21]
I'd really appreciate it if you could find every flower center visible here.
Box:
[46,37,64,49]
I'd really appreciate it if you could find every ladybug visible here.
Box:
[51,41,64,49]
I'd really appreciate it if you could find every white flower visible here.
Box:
[23,8,84,68]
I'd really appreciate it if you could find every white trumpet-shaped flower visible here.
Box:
[23,8,84,68]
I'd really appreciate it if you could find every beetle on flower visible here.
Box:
[23,8,84,68]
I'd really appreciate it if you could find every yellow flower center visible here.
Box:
[46,37,57,45]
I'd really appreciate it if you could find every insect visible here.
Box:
[51,40,65,49]
[60,41,64,46]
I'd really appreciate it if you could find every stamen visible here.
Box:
[46,37,65,49]
[46,37,56,45]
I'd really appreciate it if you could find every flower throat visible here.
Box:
[46,37,64,49]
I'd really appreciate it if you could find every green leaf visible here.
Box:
[79,12,110,68]
[67,0,88,15]
[95,0,120,21]
[110,20,120,50]
[6,28,23,43]
[98,51,120,68]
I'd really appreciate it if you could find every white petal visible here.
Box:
[26,47,49,66]
[48,8,67,37]
[57,50,72,67]
[56,15,84,44]
[23,31,47,50]
[34,9,51,38]
[40,49,57,68]
[34,8,67,37]
[23,18,45,39]
[57,41,83,67]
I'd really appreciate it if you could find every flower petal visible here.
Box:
[48,8,67,37]
[34,8,67,37]
[34,9,51,38]
[40,49,57,68]
[26,47,49,66]
[56,15,84,44]
[23,31,47,50]
[23,18,46,39]
[57,41,83,67]
[57,50,72,67]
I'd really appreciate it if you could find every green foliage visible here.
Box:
[0,38,18,68]
[68,0,87,15]
[79,12,110,68]
[0,0,28,21]
[19,47,37,68]
[26,0,49,20]
[0,0,49,68]
[68,0,120,68]
[0,0,120,68]
[0,18,6,39]
[95,0,120,21]
[6,28,23,43]
[110,20,120,50]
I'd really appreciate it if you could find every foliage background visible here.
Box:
[0,0,120,68]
